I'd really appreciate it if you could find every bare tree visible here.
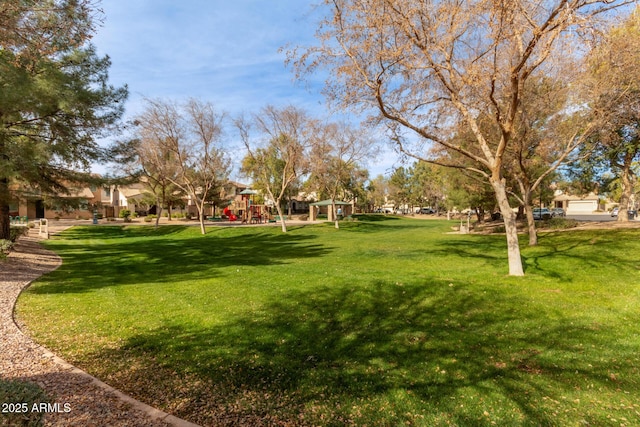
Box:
[291,0,634,275]
[308,122,377,228]
[135,99,230,234]
[132,134,182,228]
[237,105,311,233]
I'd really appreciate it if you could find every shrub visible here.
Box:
[10,226,29,242]
[143,216,153,223]
[540,217,579,230]
[119,209,132,222]
[1,239,14,255]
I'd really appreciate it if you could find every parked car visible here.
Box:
[611,207,638,219]
[533,207,552,220]
[420,207,435,214]
[374,208,392,214]
[551,207,565,217]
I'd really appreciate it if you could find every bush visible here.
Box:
[540,217,579,230]
[119,209,132,222]
[1,239,14,255]
[10,226,29,242]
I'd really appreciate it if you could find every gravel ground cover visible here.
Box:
[0,233,185,427]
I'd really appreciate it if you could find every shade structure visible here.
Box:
[309,199,351,221]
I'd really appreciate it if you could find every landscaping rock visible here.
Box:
[0,236,193,427]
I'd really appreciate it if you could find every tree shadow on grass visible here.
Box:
[29,226,332,294]
[426,228,640,279]
[83,279,640,426]
[521,228,640,279]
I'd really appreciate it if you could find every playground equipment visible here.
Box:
[223,207,238,221]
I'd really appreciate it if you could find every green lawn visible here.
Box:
[16,217,640,426]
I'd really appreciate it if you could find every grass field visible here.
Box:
[16,217,640,426]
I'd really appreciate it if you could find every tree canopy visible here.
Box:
[291,0,635,275]
[0,0,127,240]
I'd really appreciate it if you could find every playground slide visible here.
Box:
[223,207,237,221]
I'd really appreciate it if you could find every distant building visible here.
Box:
[552,191,604,214]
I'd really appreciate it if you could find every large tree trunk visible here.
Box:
[516,177,538,246]
[0,202,9,241]
[491,178,525,276]
[332,200,340,229]
[155,204,162,229]
[524,204,538,246]
[617,153,634,223]
[1,135,10,240]
[275,201,287,233]
[197,202,206,235]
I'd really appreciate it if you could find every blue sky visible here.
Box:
[92,1,323,116]
[91,0,398,178]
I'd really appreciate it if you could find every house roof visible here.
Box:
[67,188,95,199]
[553,193,600,201]
[119,187,145,199]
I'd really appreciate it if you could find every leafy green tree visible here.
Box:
[388,166,412,213]
[585,8,640,221]
[409,161,447,214]
[366,174,389,212]
[0,1,127,239]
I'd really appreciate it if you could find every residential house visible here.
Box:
[552,191,605,214]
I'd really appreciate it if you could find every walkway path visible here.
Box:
[1,233,199,426]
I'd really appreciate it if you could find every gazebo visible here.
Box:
[309,200,352,221]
